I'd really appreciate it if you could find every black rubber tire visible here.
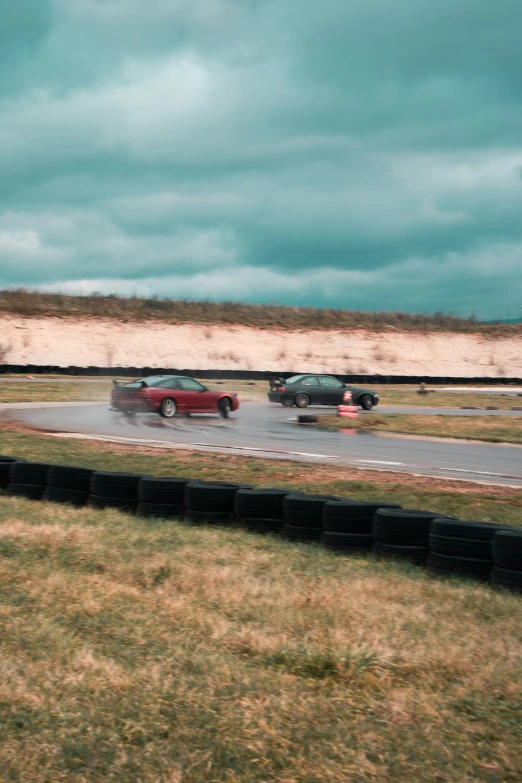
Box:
[159,397,177,418]
[283,524,323,541]
[374,509,454,546]
[429,534,494,560]
[47,465,94,493]
[321,531,374,551]
[184,481,250,513]
[218,398,232,418]
[426,552,492,581]
[491,567,522,592]
[138,476,191,504]
[9,461,50,486]
[284,493,342,528]
[323,500,401,533]
[0,458,26,488]
[431,518,513,541]
[90,471,142,499]
[297,415,318,423]
[234,488,293,520]
[238,517,285,534]
[6,483,45,500]
[493,530,522,569]
[137,502,185,519]
[374,542,430,565]
[186,508,234,525]
[88,495,136,512]
[295,393,310,409]
[0,456,24,463]
[43,487,89,507]
[360,394,374,411]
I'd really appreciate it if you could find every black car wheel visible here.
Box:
[159,398,177,418]
[360,394,374,411]
[295,393,311,408]
[218,398,232,418]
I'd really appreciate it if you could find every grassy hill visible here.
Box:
[1,289,520,335]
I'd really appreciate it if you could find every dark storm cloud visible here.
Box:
[0,0,521,317]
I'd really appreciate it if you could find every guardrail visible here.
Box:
[1,364,522,385]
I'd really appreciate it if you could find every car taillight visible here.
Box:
[279,386,286,392]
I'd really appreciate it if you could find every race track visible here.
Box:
[2,401,522,487]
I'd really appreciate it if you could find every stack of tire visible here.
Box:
[7,461,50,500]
[491,530,522,593]
[374,508,454,565]
[88,471,142,512]
[427,519,512,581]
[234,488,296,533]
[137,477,191,519]
[322,500,401,553]
[0,456,25,489]
[184,481,251,524]
[283,494,342,541]
[43,465,94,507]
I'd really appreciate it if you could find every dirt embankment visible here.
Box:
[0,315,521,376]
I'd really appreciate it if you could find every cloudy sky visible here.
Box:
[1,0,521,318]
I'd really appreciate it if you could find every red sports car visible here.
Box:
[110,375,240,418]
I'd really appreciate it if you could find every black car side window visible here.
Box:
[301,376,319,386]
[319,377,344,388]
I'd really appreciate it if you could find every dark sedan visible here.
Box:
[267,374,379,410]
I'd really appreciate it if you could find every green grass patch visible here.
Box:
[316,412,522,444]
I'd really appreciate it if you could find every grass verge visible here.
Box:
[315,413,522,445]
[1,488,522,780]
[1,429,522,780]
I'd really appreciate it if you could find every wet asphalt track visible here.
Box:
[2,400,522,487]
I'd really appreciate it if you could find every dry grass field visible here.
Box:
[1,429,522,782]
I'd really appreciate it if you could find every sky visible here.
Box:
[1,0,522,319]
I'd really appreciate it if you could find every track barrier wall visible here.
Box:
[1,365,522,385]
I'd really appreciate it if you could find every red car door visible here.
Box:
[177,377,212,412]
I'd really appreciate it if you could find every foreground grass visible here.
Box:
[317,413,522,445]
[1,496,522,782]
[1,430,522,780]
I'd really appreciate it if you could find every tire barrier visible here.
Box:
[283,493,343,541]
[427,519,512,581]
[137,476,191,519]
[7,461,50,501]
[89,471,142,512]
[2,364,522,385]
[373,508,456,565]
[322,500,401,553]
[43,464,94,507]
[184,481,251,525]
[0,454,521,594]
[491,531,522,592]
[0,456,25,489]
[234,488,294,533]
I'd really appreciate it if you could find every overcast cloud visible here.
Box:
[1,0,522,317]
